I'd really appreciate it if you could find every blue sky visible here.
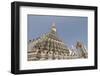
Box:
[28,15,88,47]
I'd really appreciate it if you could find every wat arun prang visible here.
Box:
[28,23,88,61]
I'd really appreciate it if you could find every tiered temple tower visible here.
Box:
[28,23,88,61]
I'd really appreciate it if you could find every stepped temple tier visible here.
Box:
[28,23,88,61]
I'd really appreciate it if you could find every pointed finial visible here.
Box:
[51,22,56,32]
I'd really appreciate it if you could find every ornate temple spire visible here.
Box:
[28,22,88,61]
[51,22,57,32]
